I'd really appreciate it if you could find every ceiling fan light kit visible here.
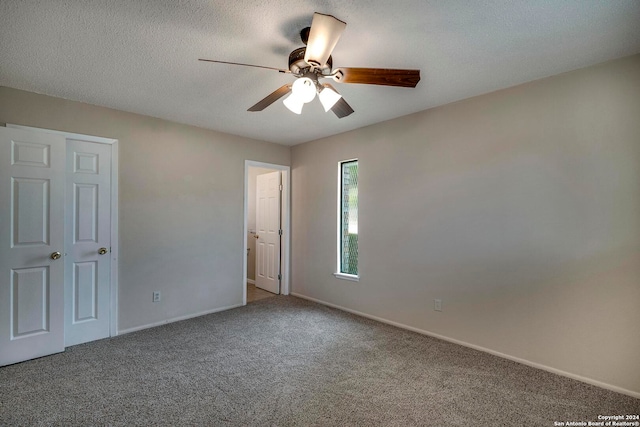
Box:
[282,93,304,114]
[283,76,316,114]
[303,13,347,68]
[318,85,342,112]
[292,77,316,103]
[200,12,421,118]
[282,72,343,114]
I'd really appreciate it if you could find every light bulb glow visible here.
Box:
[291,77,316,103]
[318,85,342,112]
[283,93,304,114]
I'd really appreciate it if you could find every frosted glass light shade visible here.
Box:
[318,85,342,112]
[304,13,347,67]
[291,77,316,103]
[283,93,304,114]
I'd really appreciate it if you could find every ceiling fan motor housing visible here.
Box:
[288,47,332,76]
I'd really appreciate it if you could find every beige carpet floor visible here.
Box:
[0,296,637,426]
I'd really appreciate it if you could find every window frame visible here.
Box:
[335,159,359,282]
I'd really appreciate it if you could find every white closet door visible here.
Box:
[0,127,66,366]
[64,139,112,347]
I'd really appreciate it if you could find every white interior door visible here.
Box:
[255,171,281,294]
[0,127,66,366]
[64,139,112,347]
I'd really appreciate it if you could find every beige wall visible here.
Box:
[0,87,290,331]
[291,54,640,395]
[2,54,638,395]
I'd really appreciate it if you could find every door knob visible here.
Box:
[50,251,62,260]
[98,247,108,255]
[254,235,259,239]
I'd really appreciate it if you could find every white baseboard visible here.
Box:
[247,279,256,285]
[290,292,640,399]
[117,303,243,335]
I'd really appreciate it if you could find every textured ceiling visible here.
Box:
[1,1,640,145]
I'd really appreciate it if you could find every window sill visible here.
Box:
[334,273,359,282]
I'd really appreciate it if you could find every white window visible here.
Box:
[335,159,359,281]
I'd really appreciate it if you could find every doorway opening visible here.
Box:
[243,161,290,305]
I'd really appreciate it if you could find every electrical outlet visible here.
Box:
[153,291,161,302]
[434,299,442,312]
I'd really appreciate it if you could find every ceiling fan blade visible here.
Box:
[304,13,346,68]
[330,97,354,118]
[199,59,290,74]
[333,67,420,88]
[247,85,292,112]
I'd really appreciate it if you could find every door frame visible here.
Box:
[243,160,290,304]
[7,124,120,337]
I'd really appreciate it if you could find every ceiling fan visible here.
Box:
[199,12,420,118]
